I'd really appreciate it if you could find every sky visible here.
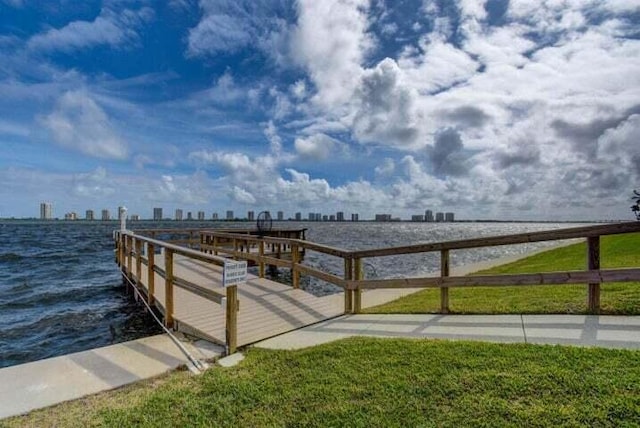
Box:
[1,0,639,221]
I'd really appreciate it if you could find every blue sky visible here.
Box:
[1,0,639,220]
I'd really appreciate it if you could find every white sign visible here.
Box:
[223,260,247,287]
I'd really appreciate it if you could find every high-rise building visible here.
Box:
[101,209,110,221]
[130,214,140,221]
[175,209,183,221]
[247,211,255,221]
[322,215,329,221]
[435,212,445,222]
[153,207,163,221]
[308,212,315,221]
[85,210,94,221]
[445,212,455,222]
[64,212,77,220]
[197,211,205,220]
[40,202,53,220]
[226,210,234,220]
[277,211,284,221]
[187,212,193,220]
[375,214,392,222]
[351,213,359,222]
[295,212,301,221]
[411,215,424,222]
[315,213,321,221]
[425,210,434,222]
[329,214,336,221]
[212,212,218,220]
[336,211,344,221]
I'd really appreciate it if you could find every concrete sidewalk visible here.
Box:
[0,334,223,420]
[255,314,640,350]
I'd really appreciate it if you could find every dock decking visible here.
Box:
[135,254,343,346]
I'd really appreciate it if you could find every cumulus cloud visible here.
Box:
[427,128,470,177]
[375,158,395,177]
[27,7,154,53]
[42,90,128,160]
[230,186,256,204]
[71,167,116,198]
[294,133,338,160]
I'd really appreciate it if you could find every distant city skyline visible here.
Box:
[1,3,638,221]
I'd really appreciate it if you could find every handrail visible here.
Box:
[348,221,640,258]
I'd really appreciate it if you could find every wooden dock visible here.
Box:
[139,254,344,346]
[116,222,640,353]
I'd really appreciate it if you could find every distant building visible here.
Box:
[336,211,344,221]
[40,202,53,220]
[375,214,392,222]
[226,210,234,220]
[175,209,183,221]
[187,212,193,220]
[153,207,163,221]
[295,212,302,221]
[322,215,329,221]
[329,215,336,221]
[308,212,315,221]
[315,213,321,221]
[85,210,94,221]
[197,211,205,221]
[277,211,284,221]
[101,209,110,221]
[411,215,424,222]
[351,213,359,222]
[212,212,218,220]
[130,214,140,221]
[64,212,77,220]
[425,210,434,222]
[435,212,445,222]
[445,212,455,222]
[248,211,255,221]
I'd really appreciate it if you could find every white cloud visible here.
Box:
[230,186,256,204]
[291,0,372,109]
[294,133,338,160]
[42,90,128,160]
[27,7,153,53]
[375,158,395,177]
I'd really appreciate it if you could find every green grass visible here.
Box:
[4,338,640,427]
[367,233,640,315]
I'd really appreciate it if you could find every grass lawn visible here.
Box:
[367,233,640,315]
[4,337,640,427]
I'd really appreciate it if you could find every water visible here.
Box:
[0,220,588,368]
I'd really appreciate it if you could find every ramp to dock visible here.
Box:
[137,255,344,346]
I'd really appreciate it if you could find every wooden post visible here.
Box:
[353,257,363,314]
[258,240,265,278]
[291,243,300,289]
[126,235,133,278]
[213,236,218,256]
[344,257,353,314]
[164,249,174,328]
[135,238,142,283]
[587,236,600,313]
[147,243,155,305]
[226,285,238,354]
[440,249,450,313]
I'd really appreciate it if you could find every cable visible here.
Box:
[120,271,208,373]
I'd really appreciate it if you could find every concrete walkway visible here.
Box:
[255,314,640,350]
[0,334,223,420]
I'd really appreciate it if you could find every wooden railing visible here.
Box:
[115,222,640,352]
[195,222,640,314]
[114,230,239,352]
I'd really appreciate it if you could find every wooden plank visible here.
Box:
[344,258,353,314]
[440,249,450,314]
[173,276,225,304]
[587,236,600,313]
[296,264,346,288]
[347,268,640,290]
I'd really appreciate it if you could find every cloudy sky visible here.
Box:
[1,0,639,220]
